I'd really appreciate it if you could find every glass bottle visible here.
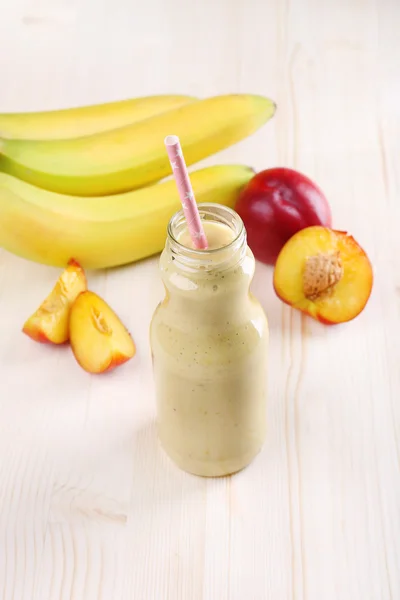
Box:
[150,203,268,476]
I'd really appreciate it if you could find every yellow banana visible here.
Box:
[0,165,254,269]
[0,94,275,197]
[0,95,196,140]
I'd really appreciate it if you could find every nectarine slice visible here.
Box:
[23,259,87,343]
[69,291,135,374]
[273,226,373,324]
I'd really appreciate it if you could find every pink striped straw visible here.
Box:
[164,135,208,250]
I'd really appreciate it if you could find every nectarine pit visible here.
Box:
[59,277,72,296]
[303,251,343,300]
[91,307,113,335]
[40,292,67,313]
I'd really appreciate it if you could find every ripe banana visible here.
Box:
[0,94,275,197]
[0,165,254,269]
[0,95,196,140]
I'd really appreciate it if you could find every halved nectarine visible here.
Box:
[23,259,87,344]
[69,291,135,374]
[273,226,373,324]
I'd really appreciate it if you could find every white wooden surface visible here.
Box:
[0,0,399,598]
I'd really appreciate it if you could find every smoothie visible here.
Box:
[150,204,268,477]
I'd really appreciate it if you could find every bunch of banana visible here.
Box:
[0,165,254,269]
[0,93,276,269]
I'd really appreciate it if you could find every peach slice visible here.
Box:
[23,259,87,343]
[273,226,373,324]
[69,291,135,373]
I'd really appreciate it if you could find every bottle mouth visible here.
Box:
[167,203,245,262]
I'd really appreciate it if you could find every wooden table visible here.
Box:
[0,0,399,598]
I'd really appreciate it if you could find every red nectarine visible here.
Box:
[235,167,332,265]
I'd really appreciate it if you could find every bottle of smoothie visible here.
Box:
[150,203,268,477]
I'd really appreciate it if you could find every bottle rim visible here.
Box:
[167,203,246,264]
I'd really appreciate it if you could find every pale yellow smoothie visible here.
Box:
[179,219,236,250]
[150,204,268,477]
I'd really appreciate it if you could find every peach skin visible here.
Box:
[273,226,373,324]
[69,291,135,374]
[23,259,87,344]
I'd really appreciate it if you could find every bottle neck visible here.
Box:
[166,203,247,273]
[160,203,254,326]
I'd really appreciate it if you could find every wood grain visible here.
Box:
[0,0,399,598]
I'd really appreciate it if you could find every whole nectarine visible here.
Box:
[235,168,332,265]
